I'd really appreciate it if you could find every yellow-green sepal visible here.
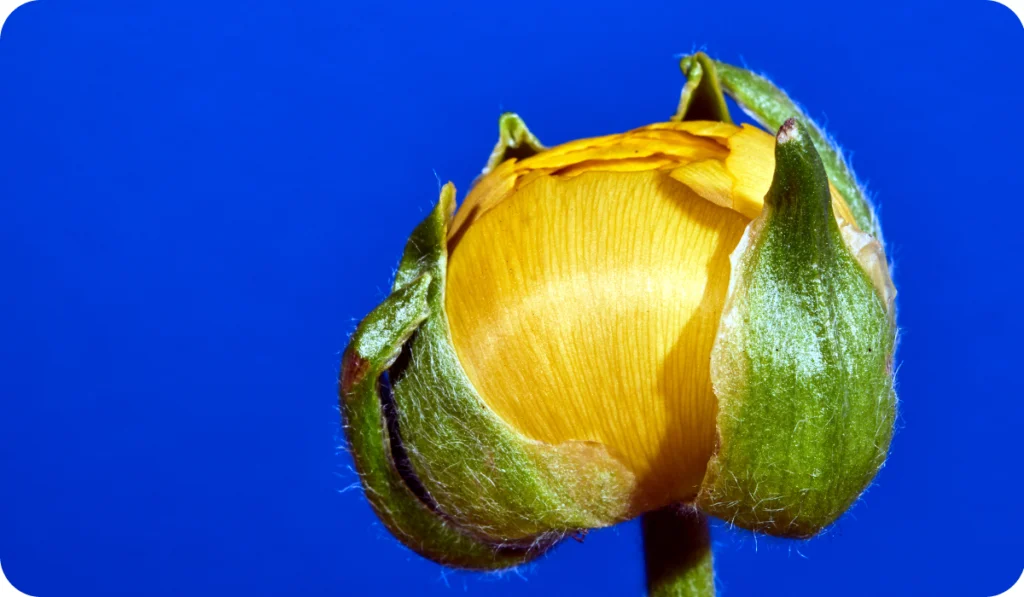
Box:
[482,112,546,175]
[698,119,896,538]
[673,52,733,124]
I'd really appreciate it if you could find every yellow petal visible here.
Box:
[724,124,778,219]
[670,123,860,226]
[449,158,519,243]
[544,156,682,178]
[450,124,737,243]
[447,170,749,508]
[668,159,735,211]
[515,135,725,171]
[638,120,738,139]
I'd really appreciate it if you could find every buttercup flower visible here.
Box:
[341,53,897,595]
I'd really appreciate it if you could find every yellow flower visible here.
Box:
[341,55,898,588]
[445,120,866,511]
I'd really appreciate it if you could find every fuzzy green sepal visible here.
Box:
[340,275,547,569]
[342,181,636,569]
[698,119,896,538]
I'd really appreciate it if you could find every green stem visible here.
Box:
[642,507,715,597]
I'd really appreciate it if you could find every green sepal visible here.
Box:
[389,183,634,535]
[343,183,635,569]
[340,275,543,569]
[698,56,882,241]
[482,112,546,174]
[673,52,732,124]
[698,119,896,538]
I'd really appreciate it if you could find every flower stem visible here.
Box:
[642,507,715,597]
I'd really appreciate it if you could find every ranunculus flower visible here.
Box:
[341,53,897,596]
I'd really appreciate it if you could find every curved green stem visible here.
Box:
[642,507,715,597]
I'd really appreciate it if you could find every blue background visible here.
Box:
[0,1,1020,595]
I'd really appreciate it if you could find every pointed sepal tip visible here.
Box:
[673,52,732,124]
[483,112,545,174]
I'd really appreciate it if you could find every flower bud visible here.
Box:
[341,53,897,573]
